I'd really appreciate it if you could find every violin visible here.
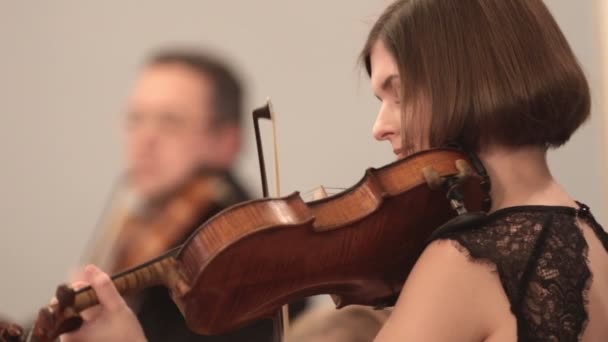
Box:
[0,102,491,342]
[1,147,487,342]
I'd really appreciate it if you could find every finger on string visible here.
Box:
[83,265,125,312]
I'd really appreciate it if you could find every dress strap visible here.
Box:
[575,201,608,251]
[575,201,590,216]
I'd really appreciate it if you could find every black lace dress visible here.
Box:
[434,202,608,341]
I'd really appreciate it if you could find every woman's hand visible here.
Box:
[59,265,147,342]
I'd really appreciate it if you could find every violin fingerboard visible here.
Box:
[72,256,177,311]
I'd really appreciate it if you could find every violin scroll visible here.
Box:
[0,319,24,342]
[29,285,83,342]
[0,286,84,342]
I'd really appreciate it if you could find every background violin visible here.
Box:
[85,169,243,274]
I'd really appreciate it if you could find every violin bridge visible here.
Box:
[312,186,329,200]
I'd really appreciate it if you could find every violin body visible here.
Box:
[173,147,484,334]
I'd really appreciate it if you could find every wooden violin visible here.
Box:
[0,100,491,342]
[0,144,488,342]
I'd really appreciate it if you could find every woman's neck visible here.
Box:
[478,145,578,212]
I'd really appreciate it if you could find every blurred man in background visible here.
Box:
[84,48,276,342]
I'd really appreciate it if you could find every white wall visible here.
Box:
[599,0,608,198]
[544,0,606,222]
[0,0,604,321]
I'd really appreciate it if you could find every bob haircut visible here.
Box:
[361,0,590,152]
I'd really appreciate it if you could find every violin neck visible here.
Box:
[72,246,182,311]
[21,248,186,342]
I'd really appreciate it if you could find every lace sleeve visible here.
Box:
[435,208,591,341]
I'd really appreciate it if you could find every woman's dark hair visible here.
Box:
[361,0,590,151]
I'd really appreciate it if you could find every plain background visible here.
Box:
[0,1,605,321]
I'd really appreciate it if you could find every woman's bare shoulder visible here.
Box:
[374,240,511,342]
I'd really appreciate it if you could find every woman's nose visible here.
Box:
[372,106,397,142]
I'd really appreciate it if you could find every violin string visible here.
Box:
[301,186,346,196]
[301,187,345,201]
[301,190,344,197]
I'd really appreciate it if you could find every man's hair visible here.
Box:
[360,0,590,151]
[147,48,243,127]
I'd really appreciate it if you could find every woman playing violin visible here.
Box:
[61,0,608,341]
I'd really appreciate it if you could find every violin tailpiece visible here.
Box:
[445,177,468,216]
[423,157,491,216]
[424,156,491,242]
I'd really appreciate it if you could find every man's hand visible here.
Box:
[59,265,147,342]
